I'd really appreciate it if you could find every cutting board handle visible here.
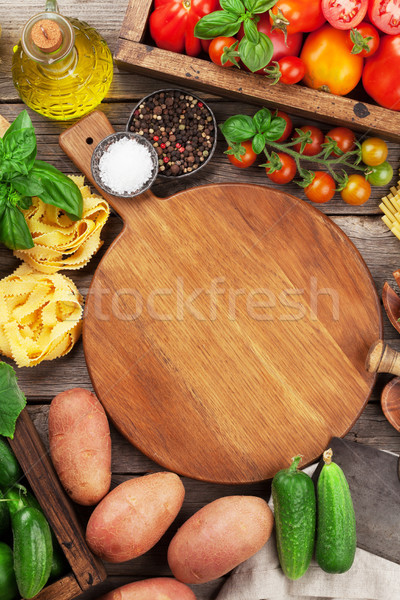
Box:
[59,110,156,220]
[366,340,400,376]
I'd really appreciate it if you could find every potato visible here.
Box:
[86,472,185,562]
[168,495,273,584]
[99,578,196,600]
[49,387,111,506]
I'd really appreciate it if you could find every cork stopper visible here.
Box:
[31,19,62,53]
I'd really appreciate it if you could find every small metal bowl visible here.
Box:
[91,131,159,198]
[126,88,217,179]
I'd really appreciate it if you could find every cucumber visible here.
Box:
[272,455,316,580]
[12,507,53,599]
[316,448,356,574]
[4,485,41,518]
[0,438,22,489]
[0,542,17,600]
[0,490,10,537]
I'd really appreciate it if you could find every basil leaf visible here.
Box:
[17,196,32,210]
[253,108,271,134]
[0,362,27,439]
[0,204,34,250]
[252,133,266,154]
[1,159,29,180]
[264,116,287,141]
[243,18,260,44]
[3,128,37,164]
[30,160,83,220]
[0,185,7,220]
[220,115,257,143]
[3,110,33,139]
[239,32,273,72]
[244,0,279,13]
[11,174,44,197]
[194,11,242,39]
[219,0,246,15]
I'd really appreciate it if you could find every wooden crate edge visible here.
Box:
[115,38,400,143]
[9,409,107,593]
[32,574,82,600]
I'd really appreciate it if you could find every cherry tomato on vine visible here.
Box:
[276,111,293,142]
[366,161,393,186]
[325,127,356,157]
[269,0,326,35]
[227,140,257,168]
[341,174,371,204]
[209,37,239,68]
[293,125,324,156]
[266,153,297,184]
[346,23,380,58]
[301,25,363,96]
[322,0,368,30]
[277,56,306,84]
[368,0,400,35]
[304,171,336,203]
[361,137,388,166]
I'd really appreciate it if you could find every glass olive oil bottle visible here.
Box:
[12,0,113,121]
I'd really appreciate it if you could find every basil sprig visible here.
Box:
[0,110,83,250]
[194,0,278,72]
[220,108,286,156]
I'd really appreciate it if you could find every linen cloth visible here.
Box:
[216,465,400,600]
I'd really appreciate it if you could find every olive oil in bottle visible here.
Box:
[12,1,113,121]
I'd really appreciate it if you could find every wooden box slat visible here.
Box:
[8,409,107,599]
[115,0,400,142]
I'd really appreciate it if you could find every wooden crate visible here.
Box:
[115,0,400,142]
[8,409,107,600]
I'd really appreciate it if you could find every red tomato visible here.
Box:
[325,127,356,156]
[368,0,400,35]
[322,0,368,30]
[266,153,297,184]
[363,35,400,110]
[304,172,336,203]
[149,0,220,57]
[270,0,326,35]
[209,37,239,67]
[278,57,306,84]
[238,14,303,74]
[276,111,293,142]
[301,25,364,96]
[345,23,380,57]
[227,141,257,168]
[293,125,324,156]
[341,174,371,204]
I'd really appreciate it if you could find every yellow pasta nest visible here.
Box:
[0,263,83,368]
[14,175,109,274]
[380,169,400,240]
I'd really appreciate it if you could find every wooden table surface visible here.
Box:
[1,2,400,599]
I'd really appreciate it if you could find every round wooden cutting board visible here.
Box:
[60,112,382,484]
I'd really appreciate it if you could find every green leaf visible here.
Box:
[238,32,273,72]
[0,363,27,439]
[243,18,260,44]
[244,0,278,13]
[3,128,37,163]
[253,108,271,134]
[3,110,33,139]
[264,116,287,141]
[220,115,257,144]
[0,184,7,221]
[11,174,44,198]
[252,133,266,154]
[0,204,34,250]
[30,160,83,220]
[194,11,242,39]
[0,159,29,180]
[17,197,33,210]
[219,0,246,15]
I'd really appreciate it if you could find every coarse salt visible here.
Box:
[98,137,154,195]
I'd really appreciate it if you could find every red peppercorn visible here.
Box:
[175,143,181,148]
[179,147,185,154]
[160,142,166,149]
[153,135,159,141]
[163,156,170,163]
[198,102,204,108]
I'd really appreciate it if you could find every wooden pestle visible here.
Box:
[366,340,400,376]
